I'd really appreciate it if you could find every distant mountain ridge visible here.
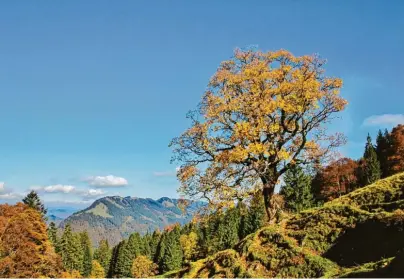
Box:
[59,196,205,246]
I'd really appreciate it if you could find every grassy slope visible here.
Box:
[163,172,404,278]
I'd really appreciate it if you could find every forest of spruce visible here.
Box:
[1,123,404,278]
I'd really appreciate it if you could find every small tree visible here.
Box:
[90,260,105,278]
[280,165,315,212]
[361,134,381,186]
[180,232,198,263]
[48,221,60,253]
[22,190,47,217]
[79,232,93,277]
[171,48,347,222]
[93,240,111,273]
[131,255,157,278]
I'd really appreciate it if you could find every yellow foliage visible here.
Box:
[180,232,199,262]
[171,48,347,219]
[90,260,105,278]
[131,255,157,278]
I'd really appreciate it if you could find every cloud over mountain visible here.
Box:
[84,175,128,187]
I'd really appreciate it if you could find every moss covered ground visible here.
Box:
[162,172,404,278]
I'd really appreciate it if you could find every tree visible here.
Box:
[280,165,315,212]
[79,231,93,277]
[313,157,358,200]
[240,191,266,238]
[376,129,391,178]
[22,190,47,217]
[107,241,124,278]
[90,260,105,278]
[60,224,83,273]
[93,240,112,273]
[0,203,63,277]
[388,124,404,174]
[361,134,381,186]
[131,255,158,278]
[48,221,60,253]
[161,226,183,272]
[170,48,347,222]
[180,232,199,263]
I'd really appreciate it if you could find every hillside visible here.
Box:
[60,196,204,246]
[164,172,404,278]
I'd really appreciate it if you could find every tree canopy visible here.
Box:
[171,48,347,221]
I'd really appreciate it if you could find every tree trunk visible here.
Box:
[262,184,277,224]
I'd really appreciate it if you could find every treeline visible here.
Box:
[281,124,404,212]
[312,124,404,201]
[48,193,267,277]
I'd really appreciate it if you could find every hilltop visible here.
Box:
[163,172,404,278]
[60,196,204,246]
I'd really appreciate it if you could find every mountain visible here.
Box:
[59,196,205,246]
[46,207,78,226]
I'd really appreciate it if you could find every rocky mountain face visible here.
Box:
[59,196,204,246]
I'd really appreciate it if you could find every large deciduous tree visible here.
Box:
[170,48,347,222]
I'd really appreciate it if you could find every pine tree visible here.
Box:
[362,134,381,186]
[376,129,391,178]
[150,230,161,263]
[239,193,266,238]
[215,207,240,251]
[155,232,168,271]
[79,232,92,277]
[60,224,83,273]
[280,165,315,212]
[48,221,60,253]
[89,260,105,278]
[161,227,183,272]
[22,190,47,217]
[93,240,111,273]
[115,232,142,277]
[107,241,123,278]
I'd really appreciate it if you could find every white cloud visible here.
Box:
[0,192,22,200]
[82,189,106,197]
[363,114,404,127]
[0,182,4,192]
[84,175,128,187]
[31,184,76,194]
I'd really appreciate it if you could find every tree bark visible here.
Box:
[262,184,277,224]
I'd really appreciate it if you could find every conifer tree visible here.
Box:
[48,221,60,253]
[280,165,315,212]
[376,129,391,178]
[150,230,161,262]
[161,227,183,272]
[79,232,93,277]
[22,190,47,217]
[107,241,123,278]
[239,193,266,238]
[93,240,112,273]
[60,224,83,273]
[362,134,381,186]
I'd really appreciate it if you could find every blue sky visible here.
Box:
[0,1,403,209]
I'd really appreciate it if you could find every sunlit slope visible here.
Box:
[164,172,404,278]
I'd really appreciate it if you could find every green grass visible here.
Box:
[161,172,404,278]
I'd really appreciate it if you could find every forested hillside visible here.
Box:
[59,196,205,246]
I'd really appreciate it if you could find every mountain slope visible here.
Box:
[60,196,204,246]
[164,172,404,278]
